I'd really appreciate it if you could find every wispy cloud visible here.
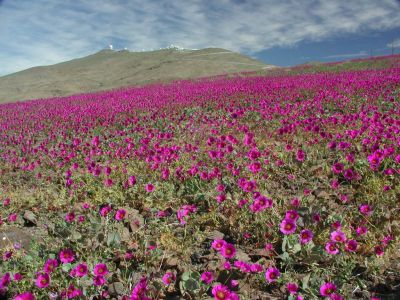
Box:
[0,0,400,75]
[323,51,369,59]
[387,38,400,48]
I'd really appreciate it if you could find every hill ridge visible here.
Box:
[0,48,274,103]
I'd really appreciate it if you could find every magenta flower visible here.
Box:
[211,284,231,299]
[177,204,197,225]
[59,249,75,264]
[331,179,339,189]
[331,162,344,174]
[299,229,313,244]
[13,292,35,300]
[8,213,17,222]
[356,226,368,235]
[131,276,149,299]
[65,212,75,223]
[74,263,88,277]
[100,205,112,217]
[230,279,239,287]
[103,178,113,187]
[115,209,126,221]
[211,239,226,251]
[220,243,236,259]
[2,198,10,207]
[296,149,305,161]
[236,199,247,208]
[13,273,23,281]
[44,258,59,273]
[265,267,280,283]
[265,243,274,251]
[343,168,354,180]
[235,261,251,273]
[93,275,106,286]
[64,284,83,299]
[286,282,298,294]
[3,251,12,261]
[359,204,373,216]
[331,220,342,230]
[91,136,100,147]
[200,271,214,284]
[280,219,297,235]
[250,263,263,273]
[291,198,300,206]
[145,183,155,192]
[320,282,337,296]
[250,196,273,212]
[374,245,384,256]
[93,263,108,276]
[161,272,176,285]
[345,240,358,252]
[223,261,231,270]
[330,230,347,243]
[104,166,112,176]
[35,273,50,288]
[216,193,226,203]
[325,242,339,255]
[0,273,10,288]
[128,175,136,186]
[285,210,299,221]
[312,213,321,223]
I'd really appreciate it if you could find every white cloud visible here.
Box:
[387,38,400,48]
[0,0,400,75]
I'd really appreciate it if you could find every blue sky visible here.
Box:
[0,0,399,75]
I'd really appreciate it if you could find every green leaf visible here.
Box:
[24,255,33,262]
[302,273,311,289]
[181,271,191,281]
[282,236,288,252]
[279,252,290,261]
[71,231,82,241]
[183,279,200,291]
[107,231,121,247]
[62,263,73,272]
[190,271,201,281]
[292,243,302,254]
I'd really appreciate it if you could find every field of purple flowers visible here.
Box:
[0,55,400,299]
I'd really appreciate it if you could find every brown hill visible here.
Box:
[0,48,274,103]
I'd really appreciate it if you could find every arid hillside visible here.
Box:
[0,48,273,103]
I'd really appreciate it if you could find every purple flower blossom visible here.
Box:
[325,242,339,255]
[220,243,236,259]
[35,273,50,288]
[115,209,126,221]
[320,282,337,297]
[299,229,313,244]
[200,271,214,284]
[280,219,297,235]
[13,293,35,300]
[330,230,346,243]
[59,249,75,264]
[265,267,280,283]
[286,282,298,295]
[162,272,176,285]
[93,263,108,276]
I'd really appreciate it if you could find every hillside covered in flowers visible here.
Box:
[0,55,400,299]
